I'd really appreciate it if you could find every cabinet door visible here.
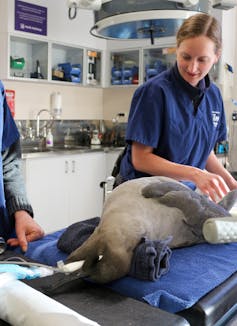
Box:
[51,43,83,84]
[24,156,69,233]
[85,49,102,86]
[68,152,106,224]
[110,50,139,86]
[143,47,176,82]
[10,36,48,80]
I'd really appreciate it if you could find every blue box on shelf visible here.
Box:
[58,62,81,82]
[71,64,81,76]
[111,67,122,84]
[71,76,81,83]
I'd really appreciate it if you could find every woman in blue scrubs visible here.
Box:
[0,82,44,252]
[118,13,237,201]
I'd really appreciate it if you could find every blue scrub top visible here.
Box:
[120,63,227,187]
[0,81,20,237]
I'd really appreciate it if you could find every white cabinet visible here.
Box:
[51,42,84,84]
[109,45,176,87]
[110,49,139,86]
[68,152,106,223]
[143,47,176,82]
[23,155,68,233]
[10,35,48,80]
[1,33,102,86]
[23,152,106,233]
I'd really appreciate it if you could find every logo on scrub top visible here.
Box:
[212,111,220,128]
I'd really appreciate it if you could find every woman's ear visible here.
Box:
[215,49,222,63]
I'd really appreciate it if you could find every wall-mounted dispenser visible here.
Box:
[50,92,62,119]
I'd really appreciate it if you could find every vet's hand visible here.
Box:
[7,210,45,252]
[194,171,229,202]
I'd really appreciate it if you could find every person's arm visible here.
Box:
[2,139,44,251]
[205,151,237,191]
[2,138,33,217]
[131,142,231,201]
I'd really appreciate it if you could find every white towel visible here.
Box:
[203,213,237,244]
[0,273,100,326]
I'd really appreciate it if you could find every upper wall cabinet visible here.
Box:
[51,43,84,84]
[143,47,176,83]
[110,49,139,86]
[10,35,48,80]
[2,33,102,87]
[86,50,102,86]
[51,43,102,86]
[108,45,176,87]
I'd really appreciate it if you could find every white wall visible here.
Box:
[3,80,104,120]
[5,0,106,49]
[212,7,237,172]
[103,87,135,121]
[1,0,106,120]
[226,7,237,171]
[1,1,237,125]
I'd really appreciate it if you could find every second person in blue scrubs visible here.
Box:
[0,81,44,252]
[117,13,237,201]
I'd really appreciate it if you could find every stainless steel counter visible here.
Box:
[21,145,123,159]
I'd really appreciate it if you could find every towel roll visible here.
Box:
[0,273,100,326]
[203,215,237,244]
[128,236,172,281]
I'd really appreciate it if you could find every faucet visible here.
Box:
[36,109,54,138]
[112,112,125,124]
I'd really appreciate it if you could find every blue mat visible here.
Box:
[108,242,237,313]
[14,230,237,313]
[14,229,67,266]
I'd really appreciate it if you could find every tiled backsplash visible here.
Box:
[16,119,127,148]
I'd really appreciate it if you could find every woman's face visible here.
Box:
[176,35,220,87]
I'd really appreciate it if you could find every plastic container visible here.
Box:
[10,56,25,70]
[64,128,75,148]
[91,130,101,146]
[46,129,54,148]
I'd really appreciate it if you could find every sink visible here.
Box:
[21,144,90,154]
[53,145,89,150]
[21,146,53,153]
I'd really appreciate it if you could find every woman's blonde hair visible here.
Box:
[176,13,222,53]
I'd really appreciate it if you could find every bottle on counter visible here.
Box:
[41,127,47,148]
[64,128,75,148]
[90,129,101,147]
[46,129,54,148]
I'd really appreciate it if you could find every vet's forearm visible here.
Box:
[205,151,237,190]
[131,143,199,182]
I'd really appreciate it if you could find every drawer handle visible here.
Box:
[65,160,69,173]
[72,160,76,173]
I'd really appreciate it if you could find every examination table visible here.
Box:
[1,233,237,326]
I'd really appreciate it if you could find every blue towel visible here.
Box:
[129,236,172,281]
[14,229,68,266]
[108,242,237,313]
[57,217,100,254]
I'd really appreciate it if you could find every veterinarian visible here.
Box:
[116,13,237,202]
[0,81,44,252]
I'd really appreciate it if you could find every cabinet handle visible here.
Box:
[71,160,76,173]
[65,160,69,173]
